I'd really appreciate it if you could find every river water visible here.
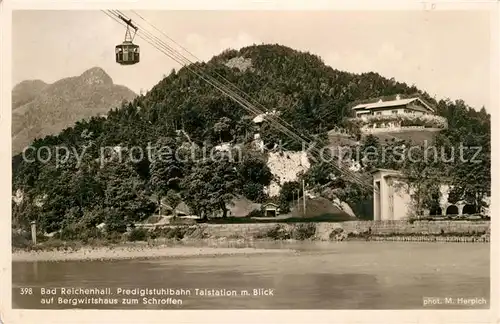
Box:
[12,241,490,309]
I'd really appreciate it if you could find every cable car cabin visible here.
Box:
[115,42,140,65]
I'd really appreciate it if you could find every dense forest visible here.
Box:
[12,44,491,236]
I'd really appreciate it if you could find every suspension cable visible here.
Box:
[103,10,376,192]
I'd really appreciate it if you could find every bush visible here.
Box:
[128,228,149,241]
[242,183,266,202]
[247,209,265,218]
[149,230,158,239]
[186,226,208,239]
[152,226,188,240]
[79,227,104,242]
[291,224,316,240]
[39,239,66,251]
[32,238,83,251]
[329,227,345,240]
[165,227,186,240]
[260,224,317,240]
[353,113,448,129]
[260,225,291,240]
[12,230,32,249]
[105,231,124,243]
[59,224,84,241]
[80,208,106,228]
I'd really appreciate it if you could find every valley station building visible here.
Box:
[372,169,489,221]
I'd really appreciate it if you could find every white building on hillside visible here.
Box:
[349,95,448,133]
[353,95,435,118]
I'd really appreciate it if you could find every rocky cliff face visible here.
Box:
[11,67,136,154]
[265,151,310,197]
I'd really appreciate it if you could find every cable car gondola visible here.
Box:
[115,15,140,65]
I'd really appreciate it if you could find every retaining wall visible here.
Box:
[316,220,490,237]
[315,220,490,240]
[164,220,490,242]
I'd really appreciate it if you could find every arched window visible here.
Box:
[446,205,459,215]
[462,204,476,215]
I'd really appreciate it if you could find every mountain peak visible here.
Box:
[80,67,113,86]
[12,66,136,154]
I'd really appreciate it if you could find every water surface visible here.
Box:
[12,242,490,309]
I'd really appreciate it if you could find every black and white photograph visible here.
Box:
[1,1,498,323]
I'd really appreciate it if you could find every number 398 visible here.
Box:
[20,288,33,295]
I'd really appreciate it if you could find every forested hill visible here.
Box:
[12,44,490,233]
[136,44,428,148]
[13,44,489,157]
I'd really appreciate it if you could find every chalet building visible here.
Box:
[348,95,448,133]
[352,95,435,118]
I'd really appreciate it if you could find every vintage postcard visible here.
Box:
[0,0,498,323]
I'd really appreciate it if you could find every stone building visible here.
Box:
[372,168,489,220]
[262,203,280,217]
[372,169,412,221]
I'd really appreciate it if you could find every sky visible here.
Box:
[12,10,491,110]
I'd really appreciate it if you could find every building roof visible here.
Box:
[352,97,434,112]
[370,168,404,178]
[405,104,430,113]
[252,110,280,124]
[161,201,192,215]
[263,202,279,208]
[253,114,265,123]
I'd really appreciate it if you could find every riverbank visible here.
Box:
[12,220,490,259]
[12,243,296,262]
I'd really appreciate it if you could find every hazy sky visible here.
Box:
[12,10,491,110]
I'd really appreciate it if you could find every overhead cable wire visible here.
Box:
[106,9,374,191]
[103,10,375,192]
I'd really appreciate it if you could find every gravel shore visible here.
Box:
[12,245,295,262]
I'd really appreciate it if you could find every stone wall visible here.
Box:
[314,220,490,240]
[167,220,490,242]
[199,223,278,238]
